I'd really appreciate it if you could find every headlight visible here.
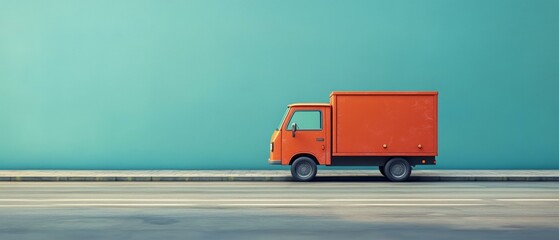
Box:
[270,143,274,152]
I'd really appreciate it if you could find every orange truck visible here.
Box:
[269,91,438,182]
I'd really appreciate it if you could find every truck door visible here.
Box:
[282,107,326,165]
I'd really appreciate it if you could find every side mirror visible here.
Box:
[291,123,298,137]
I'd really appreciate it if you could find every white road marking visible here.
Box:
[349,203,488,206]
[324,199,483,201]
[0,205,56,208]
[496,199,559,202]
[0,198,482,202]
[217,203,324,207]
[0,198,556,207]
[0,203,488,207]
[0,199,318,202]
[0,204,198,207]
[54,203,199,207]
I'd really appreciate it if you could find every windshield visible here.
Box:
[277,108,289,130]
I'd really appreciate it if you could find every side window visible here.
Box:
[286,110,322,130]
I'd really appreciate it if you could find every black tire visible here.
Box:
[379,166,386,177]
[290,157,317,182]
[384,157,411,182]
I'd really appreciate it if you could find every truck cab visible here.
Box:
[269,104,331,167]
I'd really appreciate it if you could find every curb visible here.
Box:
[1,176,558,182]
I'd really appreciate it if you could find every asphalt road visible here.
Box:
[1,181,558,240]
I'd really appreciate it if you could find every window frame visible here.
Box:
[285,110,323,131]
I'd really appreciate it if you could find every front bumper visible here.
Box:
[268,159,281,165]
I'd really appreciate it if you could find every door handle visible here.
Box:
[316,138,324,142]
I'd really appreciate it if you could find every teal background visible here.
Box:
[1,0,558,169]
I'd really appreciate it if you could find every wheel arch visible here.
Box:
[289,153,319,165]
[380,156,416,166]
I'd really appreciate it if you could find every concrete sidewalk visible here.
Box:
[0,170,558,181]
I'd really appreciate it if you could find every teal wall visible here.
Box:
[1,0,558,169]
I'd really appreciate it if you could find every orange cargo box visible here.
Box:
[330,92,438,157]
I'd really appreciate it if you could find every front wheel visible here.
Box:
[384,158,412,182]
[290,157,317,182]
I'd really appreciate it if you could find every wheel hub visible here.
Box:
[297,162,312,177]
[390,163,406,178]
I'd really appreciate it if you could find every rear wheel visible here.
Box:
[290,157,317,182]
[384,158,411,182]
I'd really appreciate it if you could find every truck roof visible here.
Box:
[288,103,331,107]
[288,92,439,107]
[330,91,438,96]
